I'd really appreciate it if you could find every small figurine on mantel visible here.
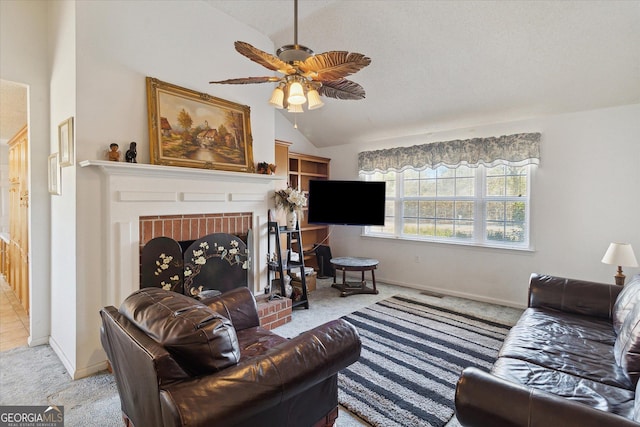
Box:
[108,143,120,162]
[125,141,137,163]
[257,162,276,174]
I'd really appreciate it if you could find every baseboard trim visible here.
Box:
[74,360,109,380]
[340,272,526,309]
[49,336,109,379]
[389,278,526,309]
[27,335,49,347]
[49,336,74,379]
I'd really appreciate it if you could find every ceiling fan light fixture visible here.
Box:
[287,81,306,105]
[209,0,370,120]
[307,89,324,110]
[287,103,304,113]
[269,86,285,109]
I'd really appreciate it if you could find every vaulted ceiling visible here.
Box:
[208,0,640,147]
[2,1,638,148]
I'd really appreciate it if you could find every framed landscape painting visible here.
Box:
[146,77,254,172]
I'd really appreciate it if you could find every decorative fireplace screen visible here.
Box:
[140,232,249,297]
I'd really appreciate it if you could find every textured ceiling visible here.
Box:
[208,0,640,147]
[0,80,28,144]
[2,1,638,149]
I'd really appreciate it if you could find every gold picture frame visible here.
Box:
[146,77,255,172]
[48,153,61,195]
[58,116,74,167]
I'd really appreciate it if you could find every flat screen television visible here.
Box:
[307,180,386,226]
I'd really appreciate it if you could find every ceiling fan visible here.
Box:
[209,0,371,112]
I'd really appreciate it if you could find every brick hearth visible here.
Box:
[256,294,292,330]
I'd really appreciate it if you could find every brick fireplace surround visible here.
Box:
[139,212,252,247]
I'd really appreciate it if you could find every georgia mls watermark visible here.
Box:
[0,406,64,427]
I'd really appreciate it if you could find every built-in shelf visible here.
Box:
[286,151,331,270]
[79,160,283,183]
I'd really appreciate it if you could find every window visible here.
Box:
[363,164,532,249]
[358,132,540,249]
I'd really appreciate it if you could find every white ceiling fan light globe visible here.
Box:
[287,81,306,105]
[269,87,285,109]
[288,103,304,113]
[307,89,324,110]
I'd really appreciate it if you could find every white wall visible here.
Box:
[275,111,320,155]
[67,1,277,377]
[319,104,640,307]
[0,0,51,347]
[74,0,275,164]
[1,0,319,379]
[48,0,78,375]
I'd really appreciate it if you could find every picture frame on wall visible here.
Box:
[48,153,61,195]
[146,77,255,173]
[58,116,74,167]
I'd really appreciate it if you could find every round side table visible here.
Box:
[330,257,379,297]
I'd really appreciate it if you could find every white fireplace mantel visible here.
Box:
[79,160,283,183]
[80,160,281,306]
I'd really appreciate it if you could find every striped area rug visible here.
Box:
[338,295,512,427]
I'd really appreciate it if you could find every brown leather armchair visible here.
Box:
[100,287,361,427]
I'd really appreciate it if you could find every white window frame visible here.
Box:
[362,165,533,250]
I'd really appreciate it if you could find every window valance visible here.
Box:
[358,132,541,174]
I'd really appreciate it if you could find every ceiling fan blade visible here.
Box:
[299,51,371,81]
[318,79,366,100]
[234,41,296,75]
[209,76,280,84]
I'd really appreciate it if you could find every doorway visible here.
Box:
[0,79,30,351]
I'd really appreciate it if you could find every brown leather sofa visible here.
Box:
[455,273,640,426]
[100,287,361,427]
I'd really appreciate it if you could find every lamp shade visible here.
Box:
[268,87,284,109]
[601,243,639,267]
[287,81,306,105]
[306,89,324,110]
[287,103,304,113]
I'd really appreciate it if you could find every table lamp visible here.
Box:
[601,243,638,286]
